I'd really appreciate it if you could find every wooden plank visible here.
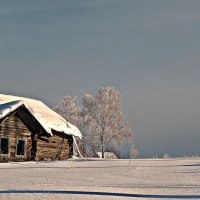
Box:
[0,114,71,162]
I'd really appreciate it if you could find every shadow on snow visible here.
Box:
[0,190,200,199]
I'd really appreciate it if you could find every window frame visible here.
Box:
[0,135,10,156]
[15,137,27,157]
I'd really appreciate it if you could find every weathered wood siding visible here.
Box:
[36,134,71,161]
[0,114,72,162]
[0,114,32,162]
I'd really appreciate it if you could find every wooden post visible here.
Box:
[30,133,38,161]
[69,136,73,158]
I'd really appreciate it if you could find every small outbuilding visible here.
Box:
[0,94,82,162]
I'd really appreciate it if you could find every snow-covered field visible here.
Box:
[0,158,200,200]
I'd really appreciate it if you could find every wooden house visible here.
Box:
[0,94,82,162]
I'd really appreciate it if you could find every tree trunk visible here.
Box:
[101,132,105,158]
[102,144,104,158]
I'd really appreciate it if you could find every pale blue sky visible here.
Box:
[1,0,200,157]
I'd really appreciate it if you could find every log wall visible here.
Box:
[36,133,70,161]
[0,114,32,162]
[0,114,72,162]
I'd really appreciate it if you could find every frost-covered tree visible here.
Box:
[54,96,80,126]
[54,87,137,158]
[81,86,133,158]
[54,96,83,157]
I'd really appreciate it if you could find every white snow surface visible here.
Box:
[0,158,200,200]
[0,94,82,138]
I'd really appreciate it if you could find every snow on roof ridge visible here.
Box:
[0,100,23,119]
[0,94,82,138]
[0,93,43,104]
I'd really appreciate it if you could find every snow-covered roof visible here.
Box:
[0,94,82,138]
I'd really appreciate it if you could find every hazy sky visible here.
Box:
[1,1,200,157]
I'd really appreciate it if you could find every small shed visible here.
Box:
[0,94,82,162]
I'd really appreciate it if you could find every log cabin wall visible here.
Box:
[0,114,32,162]
[36,133,71,161]
[0,114,72,162]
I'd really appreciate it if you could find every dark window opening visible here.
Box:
[0,138,9,154]
[16,140,25,156]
